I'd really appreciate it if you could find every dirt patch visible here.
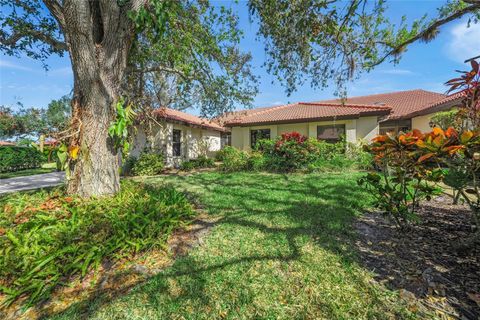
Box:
[355,197,480,319]
[1,214,219,320]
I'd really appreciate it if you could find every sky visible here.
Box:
[0,0,479,114]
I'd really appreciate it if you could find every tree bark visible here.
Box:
[59,0,137,197]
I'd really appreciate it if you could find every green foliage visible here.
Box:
[126,0,258,116]
[358,131,443,228]
[430,109,463,131]
[219,146,249,172]
[132,152,165,176]
[0,146,44,173]
[249,0,480,94]
[246,151,265,171]
[45,95,71,133]
[180,156,215,171]
[108,99,136,156]
[0,180,194,307]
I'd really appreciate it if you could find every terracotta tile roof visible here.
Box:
[0,141,15,146]
[153,107,228,132]
[222,89,448,127]
[215,105,279,126]
[409,91,465,117]
[224,102,391,126]
[318,89,446,120]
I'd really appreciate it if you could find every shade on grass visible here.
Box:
[50,172,414,320]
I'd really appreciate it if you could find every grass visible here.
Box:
[0,163,57,179]
[48,172,414,320]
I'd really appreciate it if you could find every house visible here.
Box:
[131,89,463,165]
[130,107,228,167]
[220,89,463,150]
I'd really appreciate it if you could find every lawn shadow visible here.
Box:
[45,172,404,319]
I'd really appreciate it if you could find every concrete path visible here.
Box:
[0,172,65,194]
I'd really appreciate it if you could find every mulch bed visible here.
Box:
[355,196,480,319]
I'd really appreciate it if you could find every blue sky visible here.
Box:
[1,0,479,113]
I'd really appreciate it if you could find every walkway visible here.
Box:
[0,172,65,194]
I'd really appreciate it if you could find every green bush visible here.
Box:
[0,180,194,307]
[260,133,338,172]
[246,151,266,171]
[219,146,249,172]
[0,146,45,173]
[132,152,165,176]
[180,156,215,171]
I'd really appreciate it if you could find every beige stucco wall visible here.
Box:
[356,116,379,142]
[411,114,433,133]
[230,118,372,150]
[131,121,221,167]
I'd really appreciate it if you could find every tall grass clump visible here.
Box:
[0,180,194,307]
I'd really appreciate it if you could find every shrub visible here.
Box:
[358,131,441,228]
[132,152,164,176]
[0,146,44,173]
[219,146,249,172]
[246,151,266,171]
[0,180,195,307]
[180,156,215,171]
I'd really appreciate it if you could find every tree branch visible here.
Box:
[372,3,480,67]
[42,0,65,27]
[0,28,67,52]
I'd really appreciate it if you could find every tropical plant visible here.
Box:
[358,131,441,228]
[108,99,137,157]
[0,180,194,307]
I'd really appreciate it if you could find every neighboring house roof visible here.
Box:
[153,107,228,132]
[318,89,447,120]
[0,141,15,146]
[224,102,391,126]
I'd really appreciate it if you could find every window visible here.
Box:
[172,129,182,157]
[317,124,345,142]
[221,132,231,148]
[379,120,411,135]
[250,129,270,149]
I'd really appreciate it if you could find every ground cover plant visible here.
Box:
[0,180,194,308]
[46,172,415,320]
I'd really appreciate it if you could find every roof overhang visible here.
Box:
[224,111,390,127]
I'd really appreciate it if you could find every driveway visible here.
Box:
[0,172,65,194]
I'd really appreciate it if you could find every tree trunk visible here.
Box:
[59,0,136,197]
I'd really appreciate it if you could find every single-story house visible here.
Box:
[218,89,464,150]
[130,107,228,167]
[131,89,463,165]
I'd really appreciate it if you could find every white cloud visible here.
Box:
[446,21,480,63]
[0,60,33,71]
[378,69,415,75]
[271,101,285,105]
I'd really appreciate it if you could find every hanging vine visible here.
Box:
[108,98,137,158]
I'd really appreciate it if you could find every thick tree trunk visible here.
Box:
[58,0,137,197]
[66,80,121,197]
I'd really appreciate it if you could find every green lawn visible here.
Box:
[0,162,57,179]
[50,172,413,320]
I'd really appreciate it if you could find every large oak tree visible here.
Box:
[1,0,479,197]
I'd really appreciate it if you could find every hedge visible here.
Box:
[0,146,44,173]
